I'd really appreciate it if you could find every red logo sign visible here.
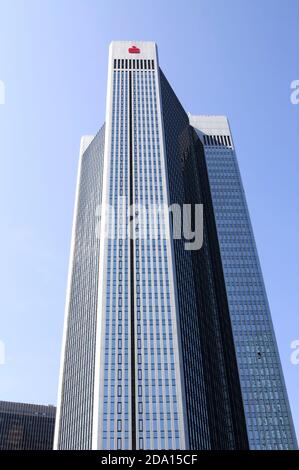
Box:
[128,45,140,54]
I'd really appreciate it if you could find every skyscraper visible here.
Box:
[0,401,55,450]
[54,41,297,450]
[189,115,298,450]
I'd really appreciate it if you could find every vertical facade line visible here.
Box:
[129,70,136,449]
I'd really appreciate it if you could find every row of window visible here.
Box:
[203,134,232,147]
[114,58,155,70]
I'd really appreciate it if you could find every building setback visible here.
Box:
[0,401,55,450]
[54,41,297,450]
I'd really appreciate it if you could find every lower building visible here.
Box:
[0,401,55,450]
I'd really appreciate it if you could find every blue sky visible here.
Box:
[0,0,298,439]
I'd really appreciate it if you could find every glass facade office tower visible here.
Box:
[0,401,55,450]
[189,115,297,450]
[54,42,296,450]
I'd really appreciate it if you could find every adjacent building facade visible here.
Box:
[54,41,297,450]
[189,115,298,449]
[0,401,55,450]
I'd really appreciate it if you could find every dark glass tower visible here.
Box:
[0,401,55,450]
[54,41,296,450]
[160,71,248,450]
[189,115,298,450]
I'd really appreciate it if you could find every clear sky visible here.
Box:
[0,0,298,439]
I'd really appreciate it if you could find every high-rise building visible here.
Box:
[0,401,55,450]
[189,115,298,450]
[54,41,297,450]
